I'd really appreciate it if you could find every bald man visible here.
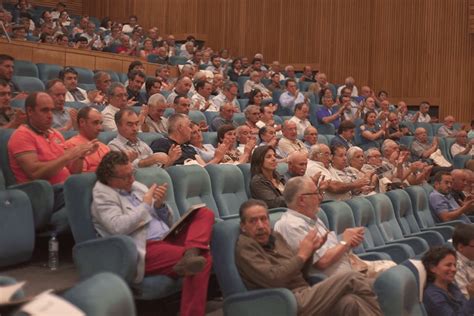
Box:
[451,130,474,157]
[438,116,459,138]
[284,151,308,182]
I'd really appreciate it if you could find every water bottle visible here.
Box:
[48,233,59,271]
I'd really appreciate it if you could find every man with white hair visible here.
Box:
[411,127,452,169]
[284,65,298,82]
[142,93,168,133]
[438,116,459,138]
[337,76,358,97]
[306,144,370,200]
[303,126,319,151]
[275,176,395,277]
[243,71,271,98]
[278,120,308,158]
[451,130,474,157]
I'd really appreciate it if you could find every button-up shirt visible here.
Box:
[279,91,305,112]
[277,137,308,158]
[455,251,474,299]
[289,116,311,136]
[274,209,352,276]
[108,134,155,169]
[429,189,471,223]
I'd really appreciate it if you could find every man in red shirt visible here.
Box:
[8,92,98,212]
[65,107,110,172]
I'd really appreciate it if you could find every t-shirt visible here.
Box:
[65,134,110,172]
[150,137,198,165]
[8,125,70,184]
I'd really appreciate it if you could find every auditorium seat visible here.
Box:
[134,166,180,219]
[366,194,429,256]
[10,99,25,109]
[211,215,298,316]
[74,66,95,84]
[0,189,35,268]
[237,163,251,197]
[386,189,445,246]
[320,201,391,261]
[202,132,218,146]
[97,131,118,145]
[12,76,45,92]
[166,165,219,217]
[373,265,426,316]
[78,83,96,91]
[414,122,433,136]
[13,60,38,78]
[37,63,62,83]
[346,197,415,263]
[164,108,175,118]
[238,98,249,111]
[404,186,455,240]
[168,56,188,65]
[316,122,335,136]
[62,272,136,316]
[137,132,163,146]
[237,76,249,98]
[64,173,182,301]
[204,111,219,126]
[453,154,471,169]
[102,70,120,83]
[188,110,207,126]
[442,137,456,163]
[205,164,248,219]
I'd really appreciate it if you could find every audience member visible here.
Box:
[249,145,286,208]
[166,76,194,104]
[284,151,308,181]
[141,93,168,133]
[210,102,237,132]
[92,151,214,316]
[46,79,77,131]
[429,171,473,224]
[279,78,305,112]
[330,120,355,149]
[0,79,25,128]
[411,127,452,168]
[191,80,215,111]
[212,81,240,112]
[243,105,260,136]
[243,71,271,98]
[102,82,129,131]
[337,76,358,96]
[422,246,474,316]
[59,66,89,103]
[317,95,345,129]
[65,106,110,172]
[359,110,386,149]
[126,70,146,106]
[0,54,25,97]
[216,124,255,164]
[412,101,432,123]
[289,102,311,136]
[438,115,459,138]
[451,131,474,157]
[235,199,383,315]
[278,120,308,158]
[452,223,474,299]
[303,126,318,151]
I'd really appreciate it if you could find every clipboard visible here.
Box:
[163,203,206,240]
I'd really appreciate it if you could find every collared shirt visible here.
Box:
[451,143,474,157]
[101,105,121,131]
[411,139,432,159]
[165,89,194,104]
[52,108,72,129]
[455,251,474,299]
[65,134,110,172]
[279,91,305,111]
[327,166,352,200]
[438,125,457,138]
[8,125,70,184]
[417,113,431,123]
[210,92,240,112]
[108,134,154,169]
[144,115,168,134]
[316,107,340,129]
[429,189,471,223]
[330,134,353,150]
[191,92,218,112]
[289,116,311,136]
[243,80,271,96]
[274,209,352,277]
[277,137,308,158]
[210,116,237,132]
[423,282,474,316]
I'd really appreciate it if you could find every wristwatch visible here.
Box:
[339,240,349,251]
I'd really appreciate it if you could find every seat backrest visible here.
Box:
[386,189,421,235]
[188,110,207,125]
[366,194,405,242]
[202,132,218,146]
[237,76,249,97]
[166,165,219,217]
[134,166,180,222]
[405,186,436,229]
[205,164,247,218]
[64,173,98,243]
[102,70,120,82]
[137,132,163,146]
[415,122,433,136]
[14,60,38,77]
[237,163,251,198]
[317,135,328,145]
[0,189,35,268]
[276,162,288,176]
[346,197,386,249]
[238,98,249,111]
[12,76,45,92]
[0,128,16,186]
[74,66,95,84]
[233,113,246,126]
[373,265,425,316]
[98,131,118,145]
[443,137,456,162]
[61,130,79,140]
[399,136,414,149]
[37,63,62,83]
[431,123,443,136]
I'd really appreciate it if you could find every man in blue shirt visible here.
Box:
[316,95,346,130]
[429,171,473,223]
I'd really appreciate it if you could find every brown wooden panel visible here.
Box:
[1,40,33,61]
[33,47,65,65]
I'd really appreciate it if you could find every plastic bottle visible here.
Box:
[48,233,59,271]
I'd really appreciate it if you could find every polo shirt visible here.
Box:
[8,125,70,184]
[429,189,471,223]
[65,134,110,172]
[316,107,340,129]
[150,137,198,165]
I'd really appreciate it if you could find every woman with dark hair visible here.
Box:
[422,246,474,315]
[216,125,254,164]
[359,110,386,148]
[249,145,286,208]
[248,89,263,107]
[227,58,242,82]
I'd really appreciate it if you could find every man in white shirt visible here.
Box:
[102,82,129,131]
[60,66,89,103]
[289,102,311,136]
[277,120,308,158]
[191,80,216,111]
[412,101,431,123]
[243,71,271,98]
[451,130,474,157]
[275,176,394,277]
[279,78,305,112]
[211,81,240,112]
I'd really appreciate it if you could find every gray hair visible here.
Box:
[381,139,397,155]
[309,144,329,160]
[283,176,312,205]
[93,71,110,83]
[107,82,125,98]
[168,113,188,134]
[244,105,260,119]
[223,80,238,91]
[148,93,166,107]
[347,146,363,161]
[364,148,380,159]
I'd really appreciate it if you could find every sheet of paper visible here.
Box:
[0,281,25,304]
[21,292,85,316]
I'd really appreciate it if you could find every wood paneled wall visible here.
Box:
[5,0,473,120]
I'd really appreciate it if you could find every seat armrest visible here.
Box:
[405,231,444,247]
[224,288,297,316]
[73,235,137,284]
[435,220,466,228]
[9,180,54,230]
[358,252,392,261]
[368,243,415,263]
[420,226,454,241]
[385,236,429,256]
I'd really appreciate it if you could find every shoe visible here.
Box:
[173,248,206,277]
